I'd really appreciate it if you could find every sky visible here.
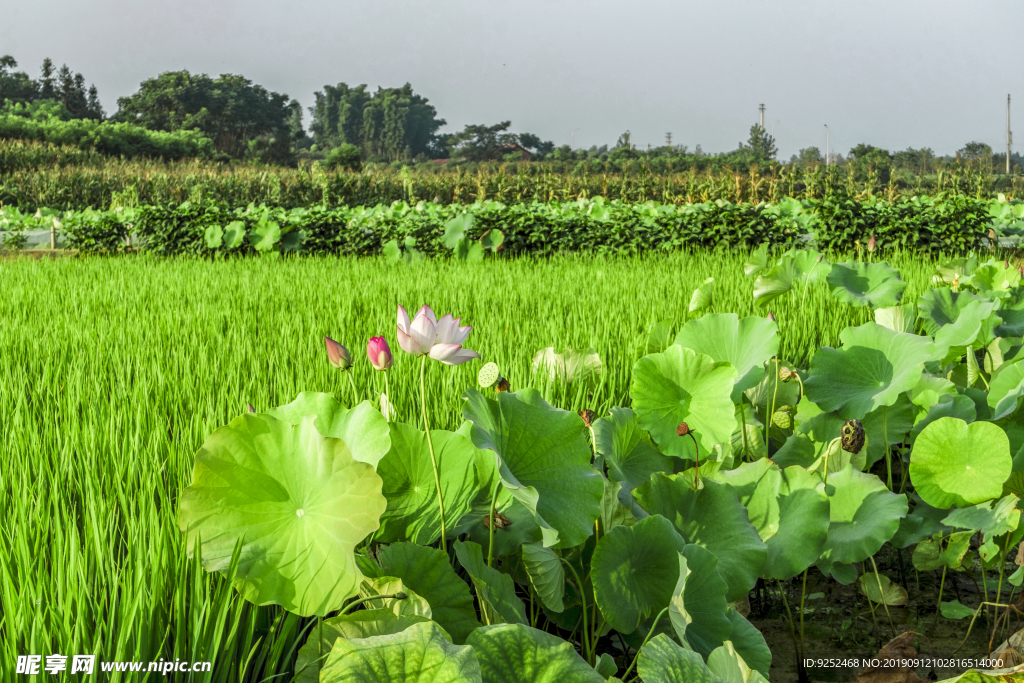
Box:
[3,0,1022,159]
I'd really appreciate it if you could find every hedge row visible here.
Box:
[58,194,1002,256]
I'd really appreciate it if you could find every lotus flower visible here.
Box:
[367,336,393,371]
[324,336,352,370]
[396,305,479,365]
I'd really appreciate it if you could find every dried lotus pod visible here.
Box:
[841,419,865,454]
[483,511,513,530]
[578,409,596,427]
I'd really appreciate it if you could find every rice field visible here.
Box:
[0,250,943,680]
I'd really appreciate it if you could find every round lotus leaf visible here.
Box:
[631,346,738,461]
[673,313,780,402]
[859,572,908,606]
[989,359,1024,421]
[804,322,934,420]
[669,545,733,658]
[716,461,830,580]
[689,277,715,314]
[816,465,908,574]
[266,392,391,467]
[320,621,481,682]
[634,475,767,602]
[373,423,497,546]
[827,260,906,309]
[591,515,687,634]
[910,417,1012,509]
[478,362,501,389]
[462,388,603,549]
[593,407,673,507]
[467,623,604,683]
[178,413,386,617]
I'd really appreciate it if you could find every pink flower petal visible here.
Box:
[410,313,436,353]
[434,314,457,344]
[397,305,411,334]
[428,343,464,361]
[453,324,472,345]
[397,327,420,355]
[439,348,480,366]
[415,305,437,325]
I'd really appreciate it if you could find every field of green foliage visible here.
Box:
[2,246,1024,682]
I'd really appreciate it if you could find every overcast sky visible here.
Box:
[3,0,1022,158]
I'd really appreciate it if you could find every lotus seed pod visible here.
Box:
[495,377,511,393]
[779,366,795,382]
[483,511,513,530]
[677,422,691,437]
[578,409,596,427]
[771,411,792,430]
[841,419,865,454]
[477,362,501,388]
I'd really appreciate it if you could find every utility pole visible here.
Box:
[759,104,765,129]
[824,124,829,166]
[666,132,672,147]
[1008,95,1012,175]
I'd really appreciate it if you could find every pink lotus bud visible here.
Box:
[767,311,776,323]
[867,235,876,253]
[367,336,393,371]
[324,336,352,370]
[247,403,256,413]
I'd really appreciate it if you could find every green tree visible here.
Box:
[790,146,824,167]
[114,71,295,162]
[0,56,38,104]
[746,124,777,162]
[447,121,518,161]
[38,58,55,100]
[518,132,554,157]
[957,141,993,171]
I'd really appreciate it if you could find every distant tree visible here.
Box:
[746,124,777,162]
[447,121,518,161]
[0,55,38,103]
[325,143,362,171]
[892,147,935,175]
[114,70,295,162]
[38,58,55,100]
[790,146,824,166]
[86,85,105,120]
[517,132,554,157]
[957,141,993,170]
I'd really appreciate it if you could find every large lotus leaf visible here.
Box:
[725,609,772,679]
[860,394,916,468]
[716,461,830,580]
[912,531,973,571]
[918,288,987,337]
[745,364,802,416]
[601,478,638,531]
[594,407,673,507]
[673,313,780,402]
[828,260,906,309]
[910,417,1012,509]
[634,475,767,602]
[989,359,1024,420]
[669,545,733,658]
[933,298,1001,362]
[631,346,738,461]
[816,466,908,575]
[205,224,223,249]
[249,219,282,252]
[453,540,527,624]
[374,423,496,545]
[874,305,917,333]
[803,322,934,419]
[362,543,481,644]
[441,212,475,249]
[931,256,979,289]
[859,572,908,607]
[521,541,565,613]
[178,413,386,617]
[637,634,720,683]
[591,514,687,633]
[689,277,715,314]
[942,495,1021,538]
[646,319,677,354]
[467,624,603,683]
[752,248,831,308]
[320,621,481,682]
[531,347,603,385]
[996,287,1024,337]
[966,259,1022,292]
[267,393,391,467]
[295,610,439,683]
[462,388,603,548]
[744,244,769,278]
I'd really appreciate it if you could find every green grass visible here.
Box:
[0,250,941,680]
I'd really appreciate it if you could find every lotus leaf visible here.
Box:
[631,346,738,461]
[910,418,1012,508]
[266,392,391,467]
[803,322,934,419]
[373,423,496,545]
[531,347,603,384]
[752,248,830,308]
[725,609,772,679]
[942,495,1021,538]
[594,407,673,507]
[815,466,908,576]
[707,640,769,683]
[874,305,917,333]
[521,541,565,613]
[989,359,1024,420]
[453,540,527,624]
[178,413,386,617]
[859,572,908,606]
[673,313,780,402]
[828,260,906,308]
[912,531,973,571]
[634,475,766,602]
[689,277,715,313]
[462,388,603,548]
[467,624,604,683]
[637,634,721,683]
[668,546,733,658]
[319,621,481,682]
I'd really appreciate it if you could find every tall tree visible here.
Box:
[114,70,295,161]
[447,121,518,161]
[38,58,55,100]
[0,55,38,103]
[746,124,777,162]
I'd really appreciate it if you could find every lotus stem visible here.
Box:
[383,371,391,418]
[688,433,701,490]
[776,578,803,661]
[931,565,947,634]
[561,558,592,665]
[346,371,358,406]
[883,406,892,490]
[486,480,500,568]
[340,592,407,615]
[739,401,750,461]
[620,606,669,682]
[420,356,447,548]
[768,358,780,453]
[868,555,896,634]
